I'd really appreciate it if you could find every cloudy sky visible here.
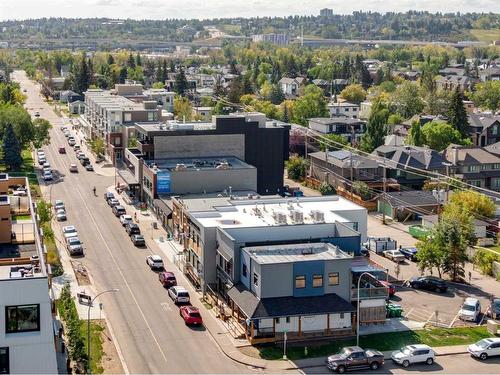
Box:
[1,0,499,20]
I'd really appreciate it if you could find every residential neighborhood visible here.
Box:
[0,3,500,375]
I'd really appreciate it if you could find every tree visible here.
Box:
[416,239,447,278]
[32,118,52,149]
[424,89,452,116]
[339,84,367,103]
[37,200,53,224]
[152,82,165,89]
[407,120,424,146]
[173,97,193,121]
[319,182,336,195]
[2,123,22,170]
[352,181,371,200]
[127,53,136,69]
[73,52,90,94]
[390,81,424,119]
[286,155,307,181]
[155,60,164,83]
[135,53,142,67]
[421,121,465,151]
[174,68,188,96]
[269,84,285,105]
[0,103,34,148]
[471,81,500,112]
[448,88,470,137]
[319,134,347,151]
[448,190,496,219]
[293,85,328,125]
[118,66,127,84]
[360,100,389,152]
[89,137,105,157]
[107,54,114,65]
[227,77,243,104]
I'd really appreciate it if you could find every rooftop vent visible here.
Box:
[310,210,325,223]
[273,211,287,225]
[175,163,186,171]
[289,209,304,224]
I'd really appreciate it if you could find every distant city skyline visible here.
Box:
[1,0,499,21]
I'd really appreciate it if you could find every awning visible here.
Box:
[116,168,139,185]
[227,283,355,319]
[153,198,172,217]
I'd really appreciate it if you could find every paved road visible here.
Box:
[300,353,500,374]
[14,70,250,374]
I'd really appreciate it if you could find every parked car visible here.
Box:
[42,162,50,169]
[168,286,190,304]
[54,200,65,211]
[486,298,500,319]
[69,164,78,173]
[120,214,133,226]
[383,250,406,263]
[68,138,76,146]
[360,246,370,257]
[399,247,418,261]
[42,171,53,181]
[468,338,500,360]
[66,237,83,256]
[73,145,81,151]
[85,164,94,171]
[179,305,203,325]
[56,209,67,221]
[108,198,120,207]
[104,192,115,202]
[406,276,447,293]
[391,344,435,367]
[159,271,177,288]
[80,157,90,166]
[327,346,384,373]
[58,146,66,154]
[60,126,67,132]
[379,280,396,297]
[34,111,40,117]
[146,255,164,270]
[76,152,85,160]
[126,223,141,235]
[38,157,46,165]
[112,205,126,217]
[131,234,146,247]
[62,225,78,240]
[459,297,481,322]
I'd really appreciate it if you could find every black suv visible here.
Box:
[407,276,447,293]
[126,223,141,235]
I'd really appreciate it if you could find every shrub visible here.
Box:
[352,181,371,200]
[319,182,336,195]
[473,249,499,276]
[286,155,308,181]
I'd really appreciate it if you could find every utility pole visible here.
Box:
[382,163,387,225]
[350,151,354,197]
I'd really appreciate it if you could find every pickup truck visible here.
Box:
[327,346,384,373]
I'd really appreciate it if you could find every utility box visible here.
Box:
[487,319,499,335]
[366,237,397,254]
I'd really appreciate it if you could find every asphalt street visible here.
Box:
[14,70,250,374]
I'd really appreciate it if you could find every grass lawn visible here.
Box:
[470,29,500,42]
[257,326,495,360]
[81,321,105,374]
[12,214,32,221]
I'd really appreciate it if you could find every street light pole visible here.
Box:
[87,289,118,374]
[356,272,374,347]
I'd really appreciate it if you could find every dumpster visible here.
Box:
[386,303,403,318]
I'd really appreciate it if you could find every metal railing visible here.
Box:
[351,287,388,300]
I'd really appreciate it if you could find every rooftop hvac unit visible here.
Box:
[289,209,304,224]
[273,211,287,225]
[216,162,230,169]
[175,163,186,171]
[310,210,325,223]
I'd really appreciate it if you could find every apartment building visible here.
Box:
[327,102,361,119]
[308,117,365,144]
[83,84,174,163]
[170,195,367,294]
[121,113,290,201]
[0,173,57,374]
[251,33,289,45]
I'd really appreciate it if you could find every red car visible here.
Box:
[58,145,66,154]
[180,306,203,326]
[158,271,177,288]
[379,280,396,297]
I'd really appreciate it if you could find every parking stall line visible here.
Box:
[449,311,461,328]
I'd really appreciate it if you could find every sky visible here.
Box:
[0,0,499,20]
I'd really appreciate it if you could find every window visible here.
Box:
[147,112,155,121]
[295,275,306,289]
[468,165,479,172]
[274,317,280,324]
[5,304,40,333]
[313,274,323,288]
[493,126,498,135]
[242,263,247,277]
[124,113,132,122]
[340,313,344,319]
[469,179,482,187]
[253,273,259,287]
[328,272,339,286]
[0,347,8,374]
[286,317,290,323]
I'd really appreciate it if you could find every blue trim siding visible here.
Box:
[293,260,325,297]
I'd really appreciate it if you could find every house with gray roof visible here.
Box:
[468,114,500,147]
[435,75,477,93]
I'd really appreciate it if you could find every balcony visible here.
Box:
[351,287,388,300]
[137,139,154,154]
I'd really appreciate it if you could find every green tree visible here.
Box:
[0,103,34,148]
[416,239,447,278]
[448,88,470,137]
[293,85,328,126]
[421,120,467,151]
[319,182,336,195]
[89,137,105,157]
[387,113,403,125]
[286,155,308,181]
[319,133,348,151]
[37,200,53,224]
[32,118,52,149]
[473,249,499,276]
[360,100,389,152]
[390,81,424,119]
[269,84,285,105]
[227,77,243,104]
[407,120,423,146]
[173,97,193,121]
[73,52,90,94]
[127,53,136,69]
[339,83,367,103]
[471,81,500,112]
[352,181,371,200]
[152,82,165,89]
[424,89,452,116]
[2,123,22,170]
[448,190,496,219]
[174,68,188,96]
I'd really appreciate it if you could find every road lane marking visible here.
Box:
[160,302,172,312]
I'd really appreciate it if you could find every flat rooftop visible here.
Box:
[243,242,352,265]
[0,243,44,280]
[145,156,254,172]
[190,195,365,229]
[135,121,215,133]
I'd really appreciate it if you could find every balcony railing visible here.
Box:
[351,287,388,300]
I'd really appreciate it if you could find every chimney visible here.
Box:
[452,146,459,165]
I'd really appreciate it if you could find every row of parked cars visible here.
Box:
[37,150,54,181]
[145,255,203,326]
[104,192,145,246]
[60,127,94,172]
[62,224,84,256]
[327,337,500,373]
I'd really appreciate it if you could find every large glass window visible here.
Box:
[5,304,40,333]
[313,274,323,288]
[295,275,306,289]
